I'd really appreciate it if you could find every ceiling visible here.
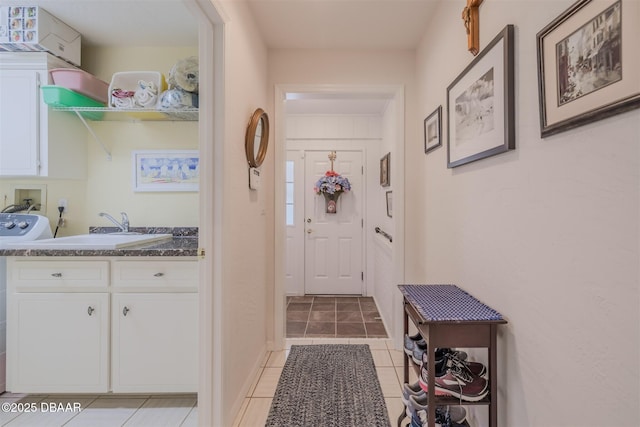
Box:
[246,0,439,50]
[6,0,198,47]
[11,0,438,50]
[12,0,437,114]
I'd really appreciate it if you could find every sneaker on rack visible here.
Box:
[415,406,454,427]
[412,342,452,366]
[404,332,423,356]
[445,352,487,378]
[402,381,425,418]
[402,381,425,406]
[408,395,467,424]
[412,340,428,365]
[439,347,468,362]
[419,348,453,374]
[418,356,447,392]
[432,363,489,402]
[409,412,424,427]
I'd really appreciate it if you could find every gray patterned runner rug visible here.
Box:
[265,344,391,427]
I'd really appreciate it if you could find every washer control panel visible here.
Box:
[0,214,53,240]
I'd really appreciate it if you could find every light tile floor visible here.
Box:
[0,339,414,427]
[0,394,197,427]
[233,338,417,427]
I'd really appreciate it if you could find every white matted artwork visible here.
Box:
[447,25,515,168]
[132,150,199,192]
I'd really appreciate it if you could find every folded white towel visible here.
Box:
[134,80,158,108]
[111,88,136,108]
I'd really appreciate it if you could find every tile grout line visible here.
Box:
[177,404,197,427]
[302,296,313,338]
[359,297,369,338]
[333,298,338,338]
[59,394,100,426]
[120,396,152,427]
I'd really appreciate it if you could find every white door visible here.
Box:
[304,150,363,295]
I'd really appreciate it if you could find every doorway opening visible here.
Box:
[274,86,405,346]
[286,295,388,338]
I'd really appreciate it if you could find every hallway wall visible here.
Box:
[412,1,639,426]
[215,2,271,426]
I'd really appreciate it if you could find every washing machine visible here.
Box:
[0,213,53,392]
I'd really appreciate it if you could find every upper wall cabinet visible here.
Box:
[0,52,87,178]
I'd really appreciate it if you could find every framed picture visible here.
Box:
[424,106,442,154]
[537,0,640,137]
[132,150,199,192]
[386,191,393,218]
[380,152,390,187]
[447,25,515,168]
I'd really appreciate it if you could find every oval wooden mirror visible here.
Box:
[245,108,269,168]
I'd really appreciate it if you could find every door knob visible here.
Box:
[306,218,312,223]
[87,306,95,316]
[123,306,130,316]
[306,229,313,234]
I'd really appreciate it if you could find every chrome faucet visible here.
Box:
[99,212,130,233]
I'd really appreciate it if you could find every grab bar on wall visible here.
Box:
[374,227,392,243]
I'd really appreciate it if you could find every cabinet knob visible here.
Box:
[87,306,95,316]
[153,272,164,277]
[123,306,130,316]
[51,272,62,278]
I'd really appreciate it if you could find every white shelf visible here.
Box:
[52,107,198,160]
[52,106,199,122]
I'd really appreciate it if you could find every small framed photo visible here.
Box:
[424,106,442,154]
[536,0,639,137]
[386,191,393,218]
[132,150,199,192]
[447,25,515,168]
[380,152,390,187]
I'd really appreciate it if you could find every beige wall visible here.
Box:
[0,46,199,234]
[215,2,271,425]
[414,1,639,426]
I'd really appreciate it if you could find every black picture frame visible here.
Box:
[536,0,639,137]
[424,106,442,154]
[380,153,390,187]
[447,25,515,168]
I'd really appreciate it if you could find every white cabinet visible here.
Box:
[0,70,40,176]
[0,52,87,178]
[6,257,198,394]
[8,293,109,393]
[112,293,198,392]
[111,259,198,393]
[7,259,110,393]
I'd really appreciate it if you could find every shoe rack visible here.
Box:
[397,285,507,427]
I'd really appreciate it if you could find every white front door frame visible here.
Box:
[273,84,406,351]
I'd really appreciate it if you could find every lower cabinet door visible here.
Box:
[8,293,109,393]
[111,293,198,392]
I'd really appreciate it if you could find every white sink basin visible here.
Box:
[6,233,173,250]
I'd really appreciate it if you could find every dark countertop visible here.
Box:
[0,227,199,257]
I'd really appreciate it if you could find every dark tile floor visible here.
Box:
[286,296,388,338]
